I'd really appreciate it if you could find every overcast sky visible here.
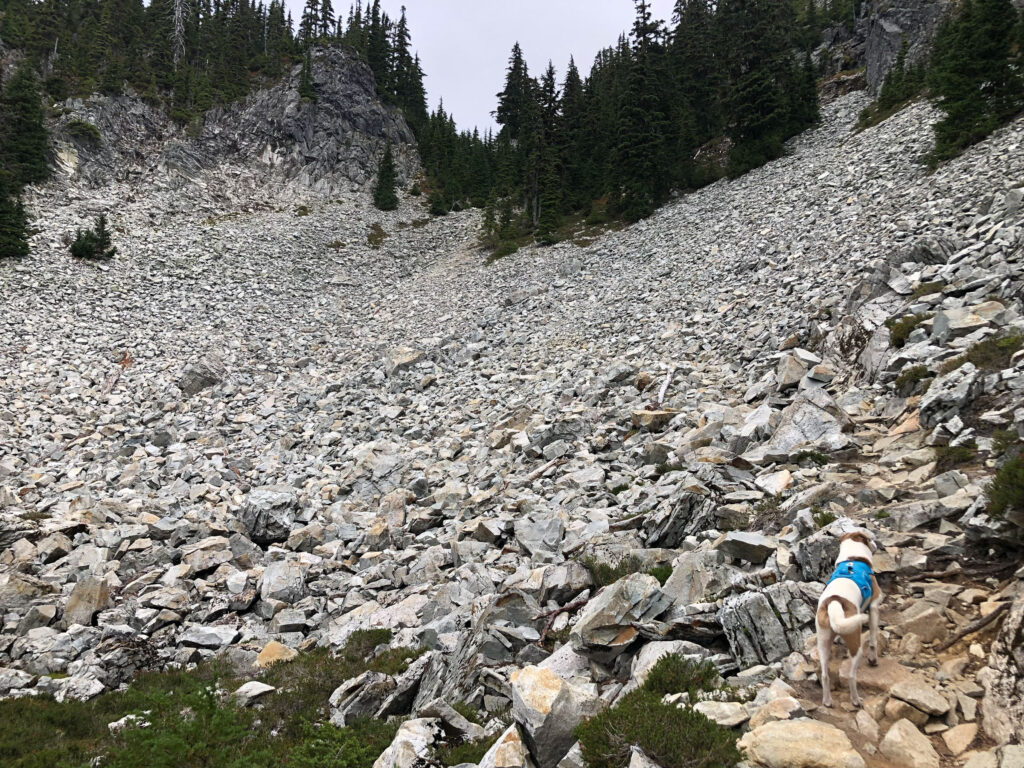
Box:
[285,0,677,133]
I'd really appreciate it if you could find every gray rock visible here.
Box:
[980,593,1024,745]
[511,665,602,768]
[240,486,300,546]
[719,581,817,667]
[715,531,777,564]
[571,574,672,662]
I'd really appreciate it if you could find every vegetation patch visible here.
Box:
[0,629,420,768]
[792,450,829,466]
[894,364,933,395]
[885,313,932,348]
[934,443,978,472]
[576,655,740,768]
[327,240,346,250]
[295,205,312,217]
[579,555,672,589]
[367,223,388,248]
[911,281,945,299]
[70,214,117,260]
[992,429,1021,456]
[65,119,102,145]
[986,453,1024,520]
[811,505,837,529]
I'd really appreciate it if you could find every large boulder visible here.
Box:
[330,671,397,727]
[239,485,300,546]
[570,574,672,662]
[178,352,226,396]
[510,666,602,768]
[746,390,852,464]
[719,582,817,667]
[372,718,440,768]
[980,593,1024,744]
[737,719,865,768]
[479,724,536,768]
[879,719,939,768]
[919,363,981,429]
[260,560,307,604]
[62,576,111,628]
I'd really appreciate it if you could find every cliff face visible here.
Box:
[49,46,418,195]
[861,0,954,91]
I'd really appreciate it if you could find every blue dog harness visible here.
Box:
[827,560,873,611]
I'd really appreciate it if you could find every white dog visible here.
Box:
[816,528,881,708]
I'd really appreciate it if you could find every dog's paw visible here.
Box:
[822,696,833,708]
[851,696,862,708]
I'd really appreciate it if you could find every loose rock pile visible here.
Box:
[2,91,1023,768]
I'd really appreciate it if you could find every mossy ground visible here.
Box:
[0,629,418,768]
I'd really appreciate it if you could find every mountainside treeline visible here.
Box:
[0,0,429,256]
[418,0,833,247]
[0,0,426,127]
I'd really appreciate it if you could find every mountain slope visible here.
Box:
[1,92,1023,764]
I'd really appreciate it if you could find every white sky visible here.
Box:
[285,0,677,133]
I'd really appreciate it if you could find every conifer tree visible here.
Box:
[298,51,317,101]
[373,143,399,211]
[0,62,50,187]
[319,0,336,38]
[0,173,30,259]
[495,43,532,142]
[929,0,1024,161]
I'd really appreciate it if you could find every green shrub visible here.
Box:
[409,183,422,196]
[295,205,311,217]
[575,690,739,768]
[811,506,837,528]
[105,686,269,768]
[987,453,1024,519]
[581,555,644,587]
[70,214,116,259]
[934,443,977,472]
[885,313,932,348]
[992,429,1021,455]
[65,119,101,145]
[894,364,932,394]
[646,564,673,586]
[287,719,398,768]
[641,655,721,699]
[451,701,482,725]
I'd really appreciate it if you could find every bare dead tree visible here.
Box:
[172,0,188,71]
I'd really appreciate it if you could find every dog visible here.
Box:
[816,528,881,708]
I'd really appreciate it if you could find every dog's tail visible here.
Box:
[827,601,866,635]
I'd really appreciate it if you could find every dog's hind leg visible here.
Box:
[868,578,881,666]
[817,623,834,708]
[848,642,864,707]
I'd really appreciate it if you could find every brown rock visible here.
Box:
[256,641,298,668]
[879,719,939,768]
[737,719,865,768]
[839,657,912,693]
[890,678,950,716]
[941,723,978,756]
[63,576,111,628]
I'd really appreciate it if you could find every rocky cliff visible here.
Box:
[48,45,418,197]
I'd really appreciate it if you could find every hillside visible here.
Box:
[2,71,1024,768]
